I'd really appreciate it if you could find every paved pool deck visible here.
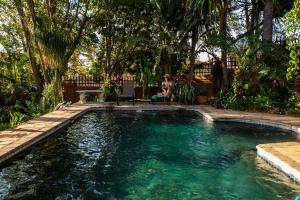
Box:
[0,103,300,183]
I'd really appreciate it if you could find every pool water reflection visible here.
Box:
[0,111,299,200]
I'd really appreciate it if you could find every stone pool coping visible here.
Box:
[0,103,300,184]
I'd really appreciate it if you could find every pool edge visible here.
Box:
[194,107,300,185]
[0,104,185,165]
[1,104,300,186]
[256,145,300,183]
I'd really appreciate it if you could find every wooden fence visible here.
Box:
[62,75,159,102]
[194,56,241,78]
[62,75,102,103]
[62,75,102,87]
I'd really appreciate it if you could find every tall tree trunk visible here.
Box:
[262,0,273,41]
[53,69,63,104]
[220,9,229,89]
[106,36,112,80]
[14,0,44,101]
[142,72,148,99]
[251,0,260,44]
[188,27,198,85]
[162,47,170,74]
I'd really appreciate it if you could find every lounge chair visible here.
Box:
[151,94,171,104]
[117,80,135,105]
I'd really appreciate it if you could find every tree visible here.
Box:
[216,0,233,89]
[262,0,273,41]
[90,0,157,81]
[12,0,91,104]
[13,0,44,101]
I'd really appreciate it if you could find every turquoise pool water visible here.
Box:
[0,111,299,199]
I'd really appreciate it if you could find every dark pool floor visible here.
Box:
[0,111,299,200]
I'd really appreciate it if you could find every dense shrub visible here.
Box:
[211,62,300,115]
[0,100,45,131]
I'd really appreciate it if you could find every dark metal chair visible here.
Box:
[117,80,135,105]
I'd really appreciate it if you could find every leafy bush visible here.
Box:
[178,85,196,104]
[15,100,43,118]
[285,93,300,115]
[0,123,11,131]
[210,89,254,111]
[9,111,26,127]
[43,81,61,109]
[284,0,300,79]
[253,95,273,111]
[211,61,298,114]
[286,43,300,80]
[102,80,120,101]
[0,100,44,131]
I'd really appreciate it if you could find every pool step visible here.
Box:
[257,142,300,183]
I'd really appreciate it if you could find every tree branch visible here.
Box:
[232,21,263,44]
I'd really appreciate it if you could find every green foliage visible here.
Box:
[0,99,45,131]
[102,80,120,101]
[284,0,300,41]
[211,61,297,114]
[211,89,254,111]
[15,100,43,118]
[284,0,300,80]
[42,81,63,109]
[286,43,300,79]
[38,30,69,69]
[0,123,11,131]
[179,84,199,104]
[9,111,26,127]
[253,95,273,111]
[285,94,300,115]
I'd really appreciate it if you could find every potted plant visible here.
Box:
[195,87,209,105]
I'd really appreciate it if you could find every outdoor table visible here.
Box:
[76,90,103,104]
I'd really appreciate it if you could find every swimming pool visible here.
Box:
[0,111,299,199]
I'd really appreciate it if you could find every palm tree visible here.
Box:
[15,0,91,104]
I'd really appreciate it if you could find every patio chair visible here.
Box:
[117,79,135,105]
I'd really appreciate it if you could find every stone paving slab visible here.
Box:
[0,104,92,164]
[1,103,300,184]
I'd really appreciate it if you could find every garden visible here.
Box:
[0,0,300,130]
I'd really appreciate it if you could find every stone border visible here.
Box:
[0,108,91,164]
[257,145,300,183]
[192,108,300,134]
[0,104,183,165]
